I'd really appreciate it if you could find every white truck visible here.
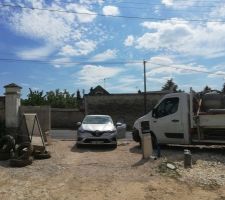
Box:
[132,89,225,146]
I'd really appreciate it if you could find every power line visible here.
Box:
[0,57,224,77]
[51,0,224,14]
[96,4,215,13]
[0,57,143,65]
[46,0,225,9]
[147,61,225,77]
[101,0,222,8]
[1,3,225,23]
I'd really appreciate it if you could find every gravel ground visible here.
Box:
[1,140,225,200]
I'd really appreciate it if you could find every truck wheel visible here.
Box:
[132,129,141,143]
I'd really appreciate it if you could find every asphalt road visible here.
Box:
[50,130,133,141]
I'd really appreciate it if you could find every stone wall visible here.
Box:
[51,108,85,129]
[85,92,169,128]
[19,106,84,130]
[0,96,5,124]
[20,106,51,133]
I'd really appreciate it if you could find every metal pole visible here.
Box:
[143,60,147,114]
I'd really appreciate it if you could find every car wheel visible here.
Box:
[76,143,82,148]
[111,143,117,149]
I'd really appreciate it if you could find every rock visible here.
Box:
[166,163,176,170]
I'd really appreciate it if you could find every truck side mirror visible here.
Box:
[152,108,157,118]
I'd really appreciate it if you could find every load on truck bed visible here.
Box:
[132,89,225,146]
[191,89,225,143]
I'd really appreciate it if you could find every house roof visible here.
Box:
[89,85,110,95]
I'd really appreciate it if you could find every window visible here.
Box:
[83,116,113,124]
[153,97,179,118]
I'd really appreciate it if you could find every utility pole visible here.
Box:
[143,60,147,114]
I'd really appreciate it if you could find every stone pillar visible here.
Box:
[4,83,22,129]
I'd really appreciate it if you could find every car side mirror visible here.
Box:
[116,122,122,127]
[76,122,82,127]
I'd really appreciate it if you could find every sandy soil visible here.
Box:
[0,140,225,200]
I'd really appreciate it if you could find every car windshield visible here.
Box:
[82,116,112,124]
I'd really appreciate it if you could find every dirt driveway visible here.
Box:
[1,140,225,200]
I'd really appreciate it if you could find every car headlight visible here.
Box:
[103,130,116,136]
[109,130,116,134]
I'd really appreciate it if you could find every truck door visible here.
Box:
[151,97,185,144]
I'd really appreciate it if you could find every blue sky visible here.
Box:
[1,0,225,98]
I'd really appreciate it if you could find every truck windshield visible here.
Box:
[83,116,112,124]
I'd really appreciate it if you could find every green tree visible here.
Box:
[22,88,46,106]
[161,79,179,92]
[22,88,78,108]
[222,83,225,93]
[46,89,77,108]
[202,85,211,93]
[76,89,81,100]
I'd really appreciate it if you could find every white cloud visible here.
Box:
[124,62,142,69]
[102,6,120,16]
[59,40,96,57]
[10,9,72,46]
[3,1,99,59]
[65,4,97,23]
[146,56,208,77]
[108,75,144,93]
[91,49,117,61]
[79,0,104,5]
[51,57,74,68]
[17,45,54,59]
[209,4,225,20]
[162,0,173,6]
[147,76,173,84]
[124,35,134,46]
[118,75,142,85]
[208,71,225,78]
[161,0,195,8]
[76,65,123,86]
[134,20,225,58]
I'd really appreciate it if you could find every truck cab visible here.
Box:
[133,93,190,145]
[133,90,225,146]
